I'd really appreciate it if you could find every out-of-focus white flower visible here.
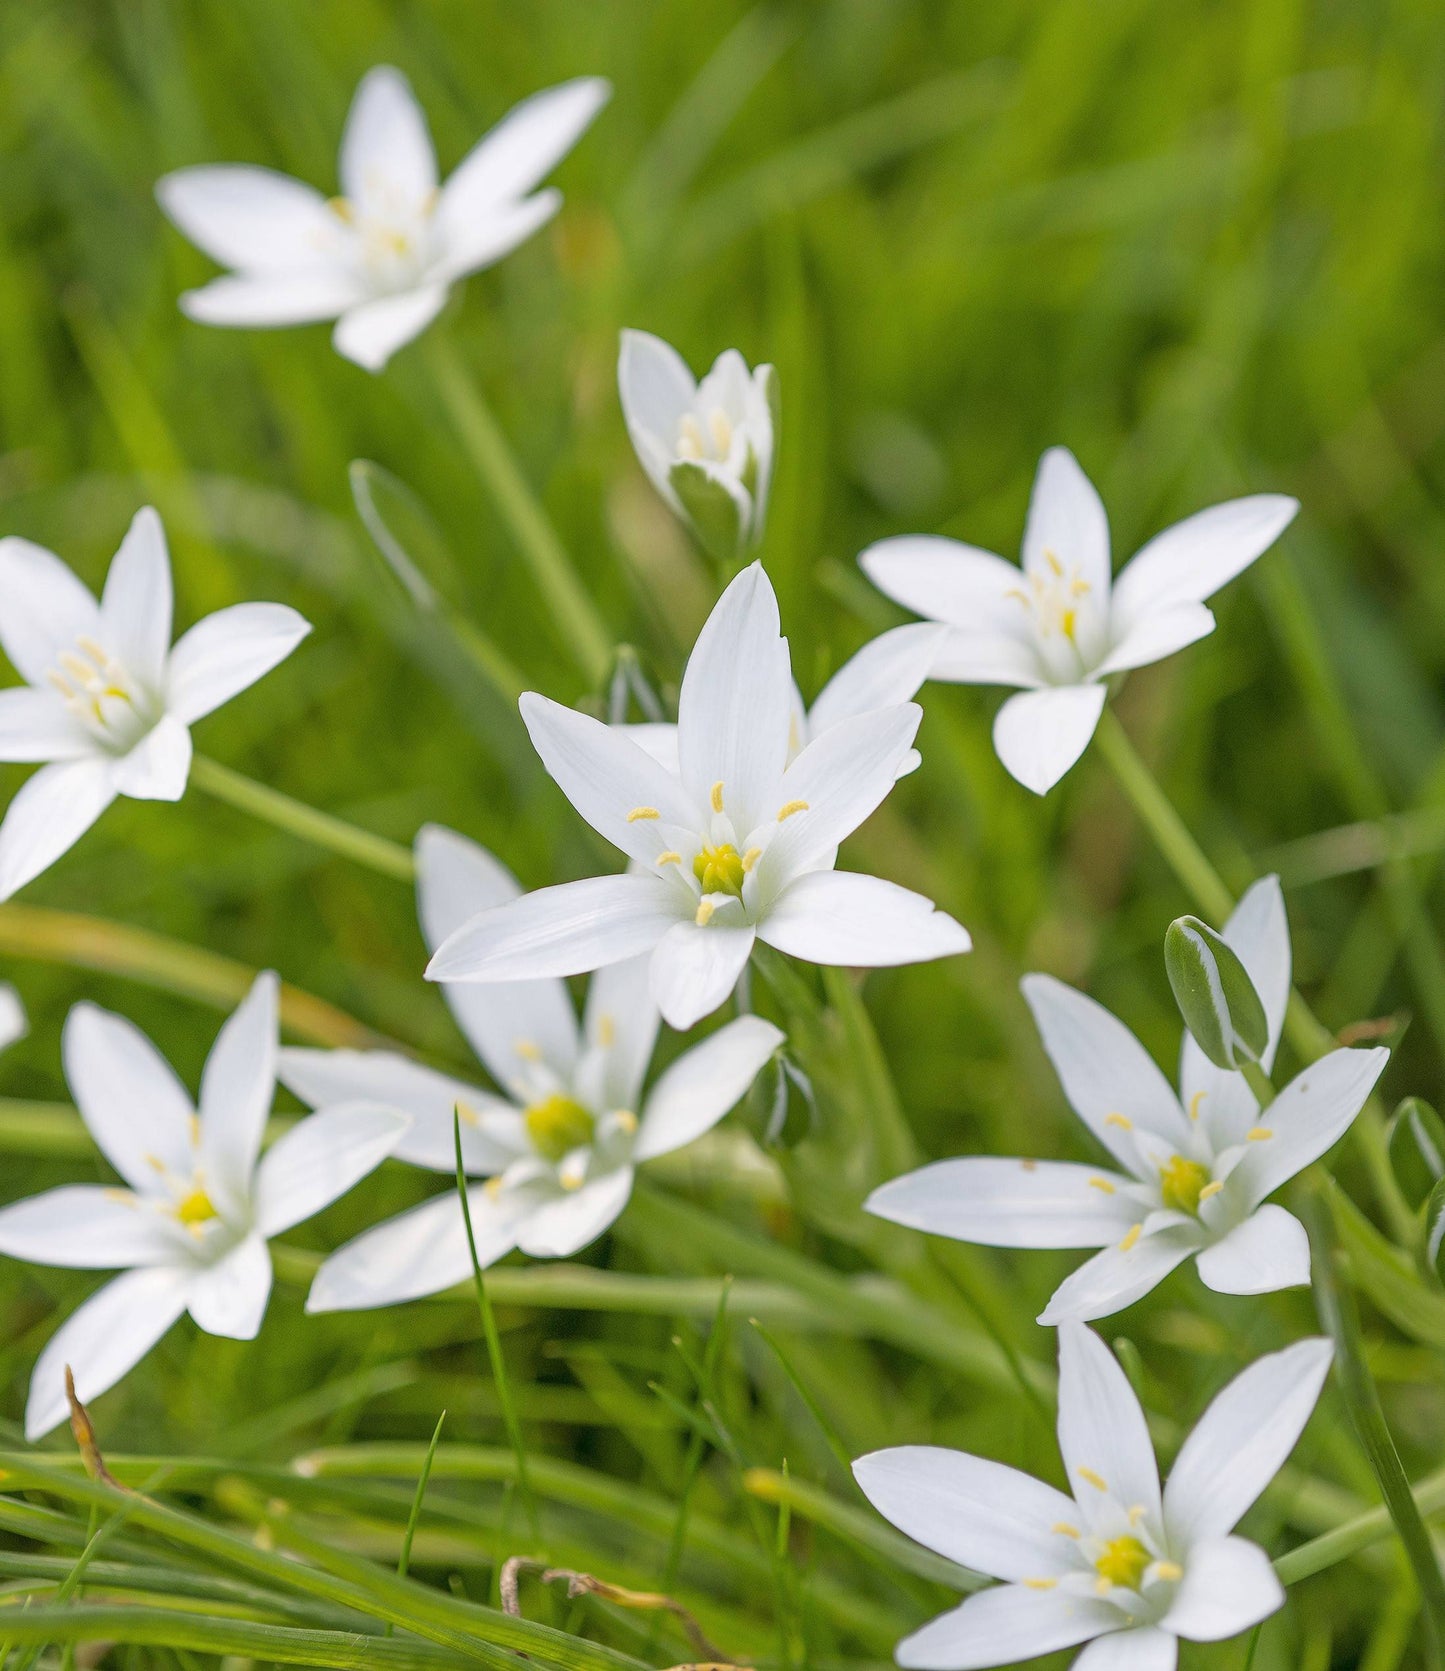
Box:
[618,330,778,560]
[158,67,610,372]
[860,447,1298,794]
[280,825,782,1311]
[426,565,969,1031]
[0,985,26,1054]
[0,974,407,1438]
[0,508,310,899]
[869,878,1388,1322]
[855,1324,1332,1670]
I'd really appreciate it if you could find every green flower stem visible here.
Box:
[189,754,415,883]
[1276,1462,1445,1585]
[426,341,612,688]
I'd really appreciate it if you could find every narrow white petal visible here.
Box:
[1022,447,1112,599]
[853,1446,1078,1580]
[514,1166,634,1258]
[858,535,1030,637]
[332,286,449,372]
[1163,1336,1332,1547]
[0,537,102,686]
[26,1266,191,1440]
[179,270,363,326]
[759,871,970,967]
[0,760,116,900]
[433,191,561,284]
[1037,1229,1199,1325]
[199,971,278,1217]
[63,1001,196,1192]
[635,1016,782,1161]
[807,623,949,736]
[896,1585,1114,1671]
[926,629,1045,690]
[439,77,609,219]
[0,1186,179,1269]
[1095,603,1214,677]
[618,329,697,500]
[255,1104,409,1236]
[1056,1322,1161,1522]
[187,1232,272,1339]
[426,873,678,983]
[648,921,755,1030]
[1161,1536,1283,1641]
[1073,1629,1176,1671]
[1112,494,1299,633]
[100,508,172,691]
[340,66,437,211]
[0,688,91,763]
[166,602,311,724]
[156,165,347,272]
[866,1157,1137,1249]
[1195,1204,1310,1297]
[993,684,1106,796]
[581,954,659,1114]
[111,714,191,802]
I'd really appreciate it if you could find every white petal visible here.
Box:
[1196,1204,1310,1297]
[306,1187,521,1311]
[0,1186,179,1269]
[613,722,681,775]
[993,684,1106,796]
[866,1158,1138,1249]
[179,270,363,326]
[340,66,436,212]
[676,564,792,835]
[1111,495,1299,634]
[807,624,949,735]
[0,984,26,1051]
[858,535,1032,638]
[852,1446,1078,1581]
[896,1586,1114,1671]
[520,692,699,863]
[111,714,191,802]
[156,165,347,272]
[100,508,172,690]
[1095,603,1214,678]
[1229,1047,1389,1210]
[1021,974,1192,1165]
[1056,1322,1161,1523]
[63,1001,196,1192]
[187,1232,272,1339]
[648,921,755,1030]
[26,1266,191,1440]
[276,1047,517,1174]
[431,191,560,284]
[618,329,697,501]
[581,954,659,1113]
[427,873,679,983]
[925,629,1044,689]
[0,688,91,762]
[1021,447,1112,599]
[1038,1229,1199,1325]
[255,1104,409,1236]
[1073,1629,1176,1671]
[635,1015,782,1161]
[439,77,609,219]
[0,537,102,686]
[332,286,449,372]
[515,1166,634,1258]
[1163,1336,1332,1547]
[759,871,970,967]
[1161,1536,1283,1642]
[167,602,311,724]
[199,971,278,1217]
[0,760,116,900]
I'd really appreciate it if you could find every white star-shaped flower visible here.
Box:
[279,825,782,1310]
[859,447,1298,793]
[0,508,310,899]
[0,973,407,1438]
[157,67,610,372]
[426,564,970,1030]
[855,1323,1333,1670]
[868,878,1388,1322]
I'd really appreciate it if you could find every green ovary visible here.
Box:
[693,842,744,896]
[525,1093,596,1162]
[1159,1154,1211,1215]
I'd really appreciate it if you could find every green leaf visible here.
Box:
[1388,1097,1445,1210]
[668,458,745,560]
[1164,915,1269,1069]
[349,459,464,613]
[1332,1184,1445,1347]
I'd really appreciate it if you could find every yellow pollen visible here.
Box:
[1022,1577,1057,1591]
[1247,1126,1274,1142]
[596,1015,616,1048]
[524,1093,595,1163]
[710,781,725,813]
[1159,1155,1211,1215]
[1105,1112,1133,1130]
[1095,1536,1150,1591]
[1061,607,1077,642]
[1077,1467,1108,1492]
[614,1110,638,1134]
[560,1169,585,1192]
[777,799,809,821]
[187,1113,202,1146]
[1154,1560,1183,1581]
[1188,1090,1207,1121]
[484,1175,504,1199]
[1071,576,1091,596]
[455,1101,481,1128]
[1088,1176,1116,1194]
[626,806,660,822]
[741,846,762,872]
[1198,1180,1224,1202]
[1044,548,1064,577]
[175,1188,217,1227]
[103,1188,134,1205]
[1051,1522,1081,1538]
[1127,1505,1147,1526]
[695,897,717,926]
[1119,1223,1142,1251]
[1095,1576,1113,1595]
[145,1153,166,1174]
[693,842,745,897]
[514,1039,542,1062]
[657,851,682,866]
[327,196,355,222]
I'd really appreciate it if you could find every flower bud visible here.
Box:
[1388,1097,1445,1212]
[1164,915,1269,1071]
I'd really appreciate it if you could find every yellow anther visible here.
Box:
[695,897,717,926]
[741,846,762,872]
[1159,1155,1211,1216]
[1071,576,1091,596]
[1060,608,1078,642]
[1154,1561,1184,1582]
[678,414,706,459]
[693,842,745,897]
[777,799,809,821]
[1198,1180,1224,1202]
[657,851,682,866]
[1095,1576,1113,1595]
[524,1093,595,1163]
[1127,1505,1146,1526]
[626,806,660,822]
[145,1153,166,1174]
[187,1114,201,1146]
[1188,1090,1207,1121]
[455,1101,480,1128]
[596,1015,616,1048]
[1119,1223,1142,1251]
[708,409,734,455]
[176,1188,217,1227]
[1044,548,1064,577]
[1094,1536,1150,1591]
[710,780,725,813]
[484,1175,504,1199]
[614,1110,638,1135]
[1088,1176,1116,1194]
[327,196,355,222]
[514,1039,542,1062]
[1246,1126,1274,1142]
[1022,1577,1057,1591]
[1105,1112,1133,1130]
[1077,1467,1108,1492]
[103,1188,133,1205]
[1051,1522,1081,1538]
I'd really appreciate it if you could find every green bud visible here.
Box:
[1425,1177,1445,1284]
[1164,916,1269,1071]
[1388,1097,1445,1211]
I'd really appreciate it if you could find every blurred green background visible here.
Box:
[0,1,1443,1666]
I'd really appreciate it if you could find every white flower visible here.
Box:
[859,447,1299,794]
[868,878,1388,1322]
[0,985,26,1054]
[157,67,610,372]
[0,508,310,900]
[618,330,778,559]
[854,1323,1332,1670]
[0,973,407,1439]
[620,620,948,781]
[279,825,782,1311]
[425,565,970,1030]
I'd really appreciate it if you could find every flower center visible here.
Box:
[1094,1535,1151,1591]
[175,1187,218,1227]
[525,1093,596,1163]
[693,842,745,897]
[47,637,150,749]
[1159,1154,1212,1215]
[677,408,735,462]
